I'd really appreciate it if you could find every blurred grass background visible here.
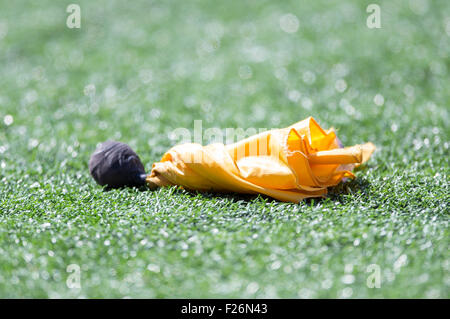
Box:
[0,0,448,297]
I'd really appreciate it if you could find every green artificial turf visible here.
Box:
[0,0,449,298]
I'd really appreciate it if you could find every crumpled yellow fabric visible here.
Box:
[146,117,375,203]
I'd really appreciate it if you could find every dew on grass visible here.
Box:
[287,90,301,102]
[301,97,313,110]
[298,287,314,298]
[246,282,259,294]
[321,278,333,290]
[339,287,353,298]
[83,84,96,97]
[3,115,13,126]
[302,71,316,85]
[274,67,287,80]
[341,274,355,285]
[391,123,398,132]
[243,45,268,63]
[28,139,39,149]
[279,14,299,34]
[270,260,281,270]
[335,79,347,93]
[23,90,38,105]
[374,94,385,106]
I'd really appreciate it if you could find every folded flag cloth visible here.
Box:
[146,117,375,203]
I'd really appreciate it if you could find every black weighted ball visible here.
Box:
[89,141,147,188]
